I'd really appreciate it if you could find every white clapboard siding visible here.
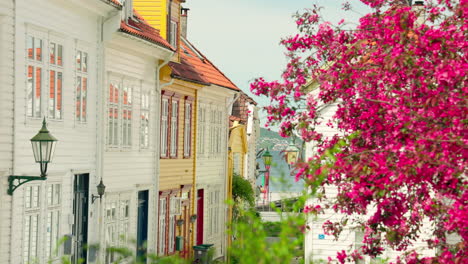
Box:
[6,1,104,263]
[0,1,15,261]
[196,85,234,258]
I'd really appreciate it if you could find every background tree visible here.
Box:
[251,0,467,263]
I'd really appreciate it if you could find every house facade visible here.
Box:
[0,0,120,263]
[100,4,174,263]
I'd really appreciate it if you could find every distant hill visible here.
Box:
[257,127,302,152]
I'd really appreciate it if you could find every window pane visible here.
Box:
[82,52,88,72]
[57,45,63,66]
[57,72,62,119]
[82,77,87,121]
[49,70,55,118]
[76,51,81,71]
[50,43,56,64]
[27,36,34,60]
[76,77,81,121]
[35,67,42,117]
[35,38,42,61]
[27,66,34,117]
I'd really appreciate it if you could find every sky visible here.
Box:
[183,0,372,129]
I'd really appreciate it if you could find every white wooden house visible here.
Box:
[99,2,174,263]
[303,86,436,263]
[0,0,119,263]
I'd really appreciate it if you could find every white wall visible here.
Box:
[0,0,15,263]
[196,85,234,258]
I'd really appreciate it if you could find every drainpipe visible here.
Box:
[190,89,198,257]
[224,92,240,260]
[6,1,16,263]
[154,57,173,253]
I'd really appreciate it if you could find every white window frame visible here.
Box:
[26,34,44,119]
[183,101,192,157]
[23,185,41,264]
[169,100,179,158]
[140,89,151,149]
[45,183,61,260]
[160,98,169,157]
[158,198,167,255]
[75,49,89,123]
[107,77,135,149]
[48,39,64,120]
[198,105,206,155]
[104,194,131,264]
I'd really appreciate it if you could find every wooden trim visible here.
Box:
[159,190,172,198]
[162,90,175,98]
[169,96,180,158]
[183,100,193,158]
[184,95,194,101]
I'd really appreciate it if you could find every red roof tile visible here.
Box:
[169,58,209,86]
[119,11,174,51]
[178,38,240,91]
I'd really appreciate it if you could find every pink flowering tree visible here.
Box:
[251,0,467,263]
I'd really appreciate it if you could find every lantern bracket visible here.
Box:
[8,175,47,195]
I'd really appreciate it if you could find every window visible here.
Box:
[107,79,135,148]
[140,91,150,149]
[76,50,88,122]
[183,98,193,157]
[198,105,206,155]
[158,198,167,255]
[46,184,61,259]
[27,35,43,118]
[108,82,120,146]
[169,20,178,47]
[161,91,180,158]
[23,185,40,264]
[207,189,221,238]
[105,196,130,264]
[161,98,169,157]
[209,109,223,154]
[49,42,63,120]
[122,84,132,147]
[170,100,179,157]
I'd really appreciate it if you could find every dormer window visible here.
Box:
[169,20,178,47]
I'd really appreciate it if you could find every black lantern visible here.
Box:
[92,179,106,203]
[8,118,58,195]
[262,148,273,169]
[284,142,300,165]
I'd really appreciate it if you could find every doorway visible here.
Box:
[137,190,149,262]
[72,174,89,264]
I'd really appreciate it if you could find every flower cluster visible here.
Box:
[251,0,467,262]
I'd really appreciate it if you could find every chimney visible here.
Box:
[412,1,426,25]
[181,8,189,38]
[124,0,134,22]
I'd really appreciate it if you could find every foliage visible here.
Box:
[232,173,255,207]
[250,0,467,263]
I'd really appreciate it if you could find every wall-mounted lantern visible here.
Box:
[177,219,185,226]
[8,118,58,195]
[190,214,197,223]
[284,142,300,165]
[92,179,106,203]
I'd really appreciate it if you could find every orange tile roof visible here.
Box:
[119,11,174,51]
[174,38,240,91]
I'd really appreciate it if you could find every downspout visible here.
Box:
[224,92,240,260]
[154,57,173,253]
[191,89,198,256]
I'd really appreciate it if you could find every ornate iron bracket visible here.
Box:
[8,175,47,195]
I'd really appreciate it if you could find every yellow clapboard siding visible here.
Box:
[134,0,167,39]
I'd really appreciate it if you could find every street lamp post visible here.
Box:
[8,118,58,195]
[262,148,272,204]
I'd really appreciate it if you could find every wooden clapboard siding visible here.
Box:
[195,85,234,258]
[159,79,199,191]
[134,0,167,39]
[0,3,14,263]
